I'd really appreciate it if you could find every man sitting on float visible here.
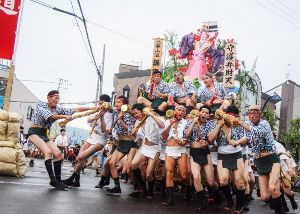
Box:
[137,70,169,115]
[168,71,197,115]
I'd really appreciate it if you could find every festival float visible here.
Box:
[161,22,260,115]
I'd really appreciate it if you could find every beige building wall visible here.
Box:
[292,86,300,119]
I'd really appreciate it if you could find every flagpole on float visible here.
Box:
[3,0,25,111]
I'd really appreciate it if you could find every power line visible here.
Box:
[76,0,100,76]
[30,0,99,75]
[30,0,53,9]
[29,0,150,49]
[69,0,94,66]
[18,61,91,77]
[253,0,300,30]
[20,79,57,84]
[187,0,300,57]
[264,0,300,25]
[86,20,151,48]
[274,0,300,18]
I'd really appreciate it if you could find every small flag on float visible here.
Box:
[202,21,218,32]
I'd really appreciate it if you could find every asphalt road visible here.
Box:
[0,159,299,214]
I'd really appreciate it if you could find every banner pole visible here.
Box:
[13,0,25,62]
[3,63,14,111]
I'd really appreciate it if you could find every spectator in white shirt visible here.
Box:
[55,128,70,158]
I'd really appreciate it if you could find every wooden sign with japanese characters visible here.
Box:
[151,38,163,71]
[149,38,164,95]
[223,42,236,88]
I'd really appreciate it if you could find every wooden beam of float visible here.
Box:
[149,38,164,96]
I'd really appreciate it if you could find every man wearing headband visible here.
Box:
[105,96,136,194]
[129,103,165,198]
[63,94,112,187]
[27,90,98,190]
[239,105,283,214]
[161,105,189,206]
[208,105,247,213]
[137,70,169,115]
[168,71,197,115]
[184,106,220,210]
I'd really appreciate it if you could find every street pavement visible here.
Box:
[0,159,299,214]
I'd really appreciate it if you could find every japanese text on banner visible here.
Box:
[223,42,236,88]
[151,38,164,72]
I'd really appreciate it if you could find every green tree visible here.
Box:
[284,118,300,163]
[162,31,180,83]
[261,108,278,131]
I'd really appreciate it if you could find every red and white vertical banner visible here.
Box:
[223,41,236,88]
[0,0,22,60]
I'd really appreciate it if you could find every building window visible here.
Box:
[27,106,34,121]
[123,85,130,99]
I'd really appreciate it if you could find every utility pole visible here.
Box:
[95,66,101,105]
[52,78,70,138]
[95,44,105,104]
[100,44,106,96]
[57,78,70,92]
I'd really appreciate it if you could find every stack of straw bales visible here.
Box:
[0,110,27,177]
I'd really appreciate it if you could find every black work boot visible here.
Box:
[147,181,154,199]
[234,189,245,214]
[280,189,289,213]
[272,196,283,214]
[196,190,207,210]
[214,189,222,206]
[53,160,68,188]
[106,187,121,193]
[45,159,65,190]
[106,177,121,193]
[45,159,55,180]
[268,196,274,210]
[72,173,80,187]
[162,187,175,206]
[161,177,166,198]
[184,185,192,201]
[287,194,298,210]
[63,172,76,186]
[49,179,66,190]
[207,186,214,205]
[220,185,234,213]
[95,175,110,188]
[132,169,145,190]
[53,160,62,181]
